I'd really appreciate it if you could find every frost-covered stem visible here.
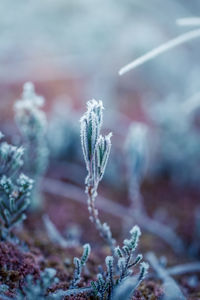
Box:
[106,256,114,297]
[70,243,91,288]
[119,253,131,281]
[52,287,93,298]
[119,28,200,75]
[81,100,116,254]
[177,18,200,27]
[42,177,128,219]
[87,185,98,221]
[117,226,144,285]
[87,184,116,254]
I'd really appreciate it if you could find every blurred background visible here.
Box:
[1,0,200,110]
[1,0,200,188]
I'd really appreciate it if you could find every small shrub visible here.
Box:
[15,82,49,209]
[0,133,33,240]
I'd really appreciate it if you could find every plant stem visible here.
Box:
[87,184,116,254]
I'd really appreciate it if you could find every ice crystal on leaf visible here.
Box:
[80,99,115,253]
[0,133,33,240]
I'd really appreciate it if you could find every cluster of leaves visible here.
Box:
[80,100,112,190]
[91,226,149,300]
[0,133,33,240]
[70,243,91,288]
[80,100,115,252]
[62,227,148,300]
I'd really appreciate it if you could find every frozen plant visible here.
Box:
[0,268,63,300]
[0,134,24,178]
[0,174,33,240]
[126,122,185,254]
[19,268,61,300]
[62,226,148,299]
[15,82,49,209]
[80,99,116,253]
[70,243,91,288]
[0,133,33,240]
[79,102,148,298]
[91,226,148,300]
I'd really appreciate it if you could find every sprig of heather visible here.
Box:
[0,133,33,240]
[80,100,116,253]
[59,227,148,300]
[14,82,49,210]
[91,225,148,300]
[0,136,24,179]
[70,243,91,288]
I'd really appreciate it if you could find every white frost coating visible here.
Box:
[119,29,200,75]
[177,18,200,27]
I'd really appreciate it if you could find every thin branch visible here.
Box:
[51,287,93,297]
[167,262,200,276]
[119,29,200,75]
[176,18,200,27]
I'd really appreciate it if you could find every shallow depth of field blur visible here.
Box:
[1,1,200,299]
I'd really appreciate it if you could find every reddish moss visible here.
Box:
[133,280,164,299]
[0,241,40,287]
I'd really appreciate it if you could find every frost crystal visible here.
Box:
[80,99,115,253]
